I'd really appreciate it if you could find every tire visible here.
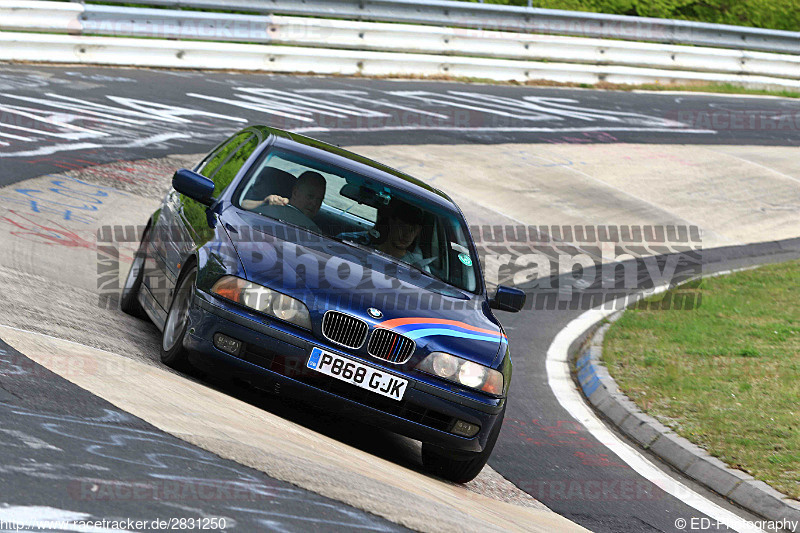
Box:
[120,226,150,319]
[421,407,505,483]
[160,264,197,371]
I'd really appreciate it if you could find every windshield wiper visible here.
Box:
[331,236,373,254]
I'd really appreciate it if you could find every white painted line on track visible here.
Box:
[106,132,191,148]
[0,131,34,141]
[187,92,320,122]
[293,126,717,134]
[297,89,452,120]
[546,284,765,533]
[0,142,103,157]
[0,428,63,451]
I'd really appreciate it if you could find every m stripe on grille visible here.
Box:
[368,328,415,364]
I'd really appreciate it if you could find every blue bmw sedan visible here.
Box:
[121,126,525,482]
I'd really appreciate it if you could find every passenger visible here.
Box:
[338,199,434,273]
[378,202,427,267]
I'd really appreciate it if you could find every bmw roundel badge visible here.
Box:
[367,308,383,319]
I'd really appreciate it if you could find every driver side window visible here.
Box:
[198,131,262,197]
[181,131,262,244]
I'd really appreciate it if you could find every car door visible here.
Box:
[145,130,262,312]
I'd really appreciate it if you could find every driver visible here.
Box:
[246,171,326,232]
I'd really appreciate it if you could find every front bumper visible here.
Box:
[184,290,505,454]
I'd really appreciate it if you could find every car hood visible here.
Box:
[222,210,505,365]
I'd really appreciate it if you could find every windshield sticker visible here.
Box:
[458,253,472,267]
[450,242,469,254]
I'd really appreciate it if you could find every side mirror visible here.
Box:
[173,169,215,206]
[490,286,526,313]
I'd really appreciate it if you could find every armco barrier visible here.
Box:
[2,31,799,91]
[1,1,799,89]
[75,0,800,55]
[5,3,800,81]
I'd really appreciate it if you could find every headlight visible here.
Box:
[211,276,312,330]
[416,352,504,395]
[432,352,459,378]
[458,361,487,388]
[272,294,305,322]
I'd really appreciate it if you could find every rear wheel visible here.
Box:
[422,408,505,483]
[160,264,197,371]
[120,226,150,319]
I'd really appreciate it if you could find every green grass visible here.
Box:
[381,76,800,99]
[529,80,800,99]
[73,0,800,32]
[629,82,800,99]
[603,260,800,499]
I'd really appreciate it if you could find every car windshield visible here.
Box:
[234,148,479,293]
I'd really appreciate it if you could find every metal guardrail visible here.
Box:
[84,0,800,55]
[8,2,799,80]
[8,30,797,90]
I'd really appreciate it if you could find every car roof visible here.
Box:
[248,126,458,211]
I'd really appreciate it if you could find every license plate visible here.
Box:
[306,347,408,401]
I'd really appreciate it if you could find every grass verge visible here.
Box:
[620,82,800,99]
[603,259,800,499]
[318,75,800,99]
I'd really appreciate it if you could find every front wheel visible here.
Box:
[422,408,505,483]
[160,264,197,371]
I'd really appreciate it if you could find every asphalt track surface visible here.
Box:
[0,337,407,532]
[3,64,800,183]
[1,64,799,532]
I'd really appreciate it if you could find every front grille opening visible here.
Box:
[322,311,368,349]
[368,328,415,364]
